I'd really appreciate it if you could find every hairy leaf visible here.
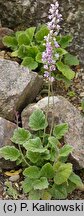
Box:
[17,33,30,46]
[40,163,54,178]
[36,52,42,63]
[59,144,73,157]
[17,45,29,58]
[51,184,67,199]
[66,180,76,194]
[33,177,49,190]
[22,178,34,193]
[56,61,75,80]
[23,137,42,150]
[23,166,40,179]
[0,146,20,161]
[69,172,83,187]
[5,181,18,199]
[18,45,38,59]
[29,109,48,131]
[22,57,38,70]
[25,27,36,42]
[35,25,49,42]
[54,163,72,185]
[64,53,79,66]
[3,36,18,50]
[53,123,68,140]
[59,35,73,48]
[56,48,67,56]
[41,190,51,200]
[26,151,40,163]
[11,128,31,145]
[48,136,60,148]
[29,190,41,200]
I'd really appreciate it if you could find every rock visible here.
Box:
[80,92,84,97]
[59,0,84,68]
[0,117,17,169]
[22,96,84,169]
[9,174,20,182]
[0,51,5,59]
[0,59,43,122]
[0,0,52,29]
[0,27,14,49]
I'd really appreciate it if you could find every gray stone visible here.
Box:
[22,96,84,169]
[59,0,84,68]
[0,59,43,122]
[0,0,52,29]
[9,174,20,182]
[0,117,17,169]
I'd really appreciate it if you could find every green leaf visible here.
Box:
[53,161,62,171]
[25,27,36,42]
[27,148,49,154]
[69,172,83,187]
[29,109,48,131]
[40,163,54,178]
[24,137,49,154]
[22,178,34,193]
[16,156,23,165]
[17,45,29,58]
[59,144,73,157]
[23,166,40,179]
[26,151,40,163]
[67,90,76,97]
[64,53,79,66]
[22,57,38,70]
[56,61,75,80]
[36,52,42,63]
[59,35,73,48]
[11,128,31,145]
[15,31,24,39]
[29,190,41,200]
[56,48,67,56]
[23,137,42,150]
[3,36,18,50]
[49,149,57,161]
[66,180,76,194]
[18,45,38,59]
[0,146,20,161]
[54,163,72,185]
[5,181,18,199]
[48,136,60,148]
[33,177,49,190]
[41,190,51,200]
[11,50,18,57]
[25,46,38,58]
[17,33,30,46]
[51,184,67,199]
[55,74,71,86]
[53,123,68,140]
[35,25,49,42]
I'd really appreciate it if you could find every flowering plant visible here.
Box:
[0,1,83,200]
[0,108,83,199]
[3,1,79,85]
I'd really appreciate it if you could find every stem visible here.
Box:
[15,111,30,167]
[18,144,30,167]
[50,81,55,136]
[43,80,51,142]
